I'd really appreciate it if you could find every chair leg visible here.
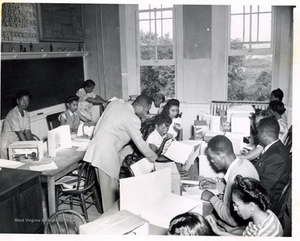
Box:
[69,195,73,210]
[79,194,89,222]
[92,185,103,214]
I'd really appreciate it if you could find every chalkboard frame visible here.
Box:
[38,3,84,43]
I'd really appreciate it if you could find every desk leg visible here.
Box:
[47,177,56,216]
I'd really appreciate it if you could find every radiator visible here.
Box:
[210,101,269,116]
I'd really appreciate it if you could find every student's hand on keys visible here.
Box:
[199,179,216,190]
[201,189,215,201]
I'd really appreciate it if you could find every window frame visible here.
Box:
[136,5,176,95]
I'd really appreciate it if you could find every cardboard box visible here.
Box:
[231,113,251,137]
[120,168,200,229]
[47,125,72,157]
[154,162,181,195]
[79,210,149,235]
[8,141,44,162]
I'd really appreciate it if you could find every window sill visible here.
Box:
[1,51,90,60]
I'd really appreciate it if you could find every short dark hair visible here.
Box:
[132,94,153,107]
[154,93,165,103]
[66,95,79,104]
[168,212,213,236]
[15,89,32,101]
[154,114,172,126]
[161,98,180,117]
[268,100,286,115]
[271,88,284,102]
[232,175,270,211]
[257,116,279,138]
[83,79,96,88]
[207,135,234,155]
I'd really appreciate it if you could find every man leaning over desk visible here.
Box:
[83,95,157,212]
[200,135,259,232]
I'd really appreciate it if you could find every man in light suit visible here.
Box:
[83,95,157,211]
[254,117,290,211]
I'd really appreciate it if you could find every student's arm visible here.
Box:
[206,216,240,236]
[59,114,67,125]
[86,96,107,105]
[155,133,173,156]
[15,131,28,141]
[237,145,263,161]
[24,129,33,140]
[77,111,92,123]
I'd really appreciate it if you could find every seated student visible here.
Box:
[59,96,92,134]
[270,88,284,102]
[268,100,288,142]
[146,114,173,157]
[152,93,166,114]
[206,175,283,237]
[237,109,273,161]
[76,79,108,121]
[160,99,182,142]
[200,135,259,228]
[1,90,34,159]
[168,212,213,236]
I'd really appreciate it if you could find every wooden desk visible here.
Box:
[0,168,43,233]
[17,147,85,216]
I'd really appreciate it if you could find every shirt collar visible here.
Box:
[224,157,240,182]
[263,139,280,154]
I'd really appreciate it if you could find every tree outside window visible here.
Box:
[228,5,272,101]
[138,4,175,99]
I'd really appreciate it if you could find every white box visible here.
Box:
[231,113,251,137]
[79,210,149,235]
[120,168,200,229]
[154,162,181,195]
[47,125,72,157]
[8,141,44,162]
[227,105,254,122]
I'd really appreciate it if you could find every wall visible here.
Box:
[82,4,122,100]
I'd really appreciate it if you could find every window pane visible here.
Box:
[231,15,244,41]
[228,55,272,101]
[244,14,250,42]
[139,12,149,20]
[162,10,173,19]
[230,5,243,14]
[140,65,175,99]
[259,6,272,12]
[139,4,150,10]
[252,14,258,42]
[157,45,173,60]
[140,46,155,60]
[258,13,271,41]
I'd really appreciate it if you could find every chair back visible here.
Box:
[273,179,291,218]
[46,112,62,130]
[284,125,292,154]
[75,162,96,192]
[44,209,86,234]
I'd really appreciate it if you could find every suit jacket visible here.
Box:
[83,101,157,179]
[254,140,290,211]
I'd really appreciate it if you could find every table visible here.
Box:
[0,168,43,233]
[17,147,85,216]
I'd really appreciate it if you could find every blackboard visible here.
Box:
[1,57,84,119]
[39,4,84,42]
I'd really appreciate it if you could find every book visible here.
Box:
[163,140,201,171]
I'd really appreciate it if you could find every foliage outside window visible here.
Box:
[138,4,175,99]
[228,5,273,101]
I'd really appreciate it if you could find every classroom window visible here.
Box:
[138,4,175,99]
[228,5,273,101]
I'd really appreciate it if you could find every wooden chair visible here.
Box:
[44,209,86,234]
[46,112,62,130]
[56,162,103,221]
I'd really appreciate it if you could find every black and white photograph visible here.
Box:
[0,0,299,240]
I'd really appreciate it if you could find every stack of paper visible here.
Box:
[0,158,24,168]
[80,210,149,235]
[130,158,154,176]
[163,140,201,171]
